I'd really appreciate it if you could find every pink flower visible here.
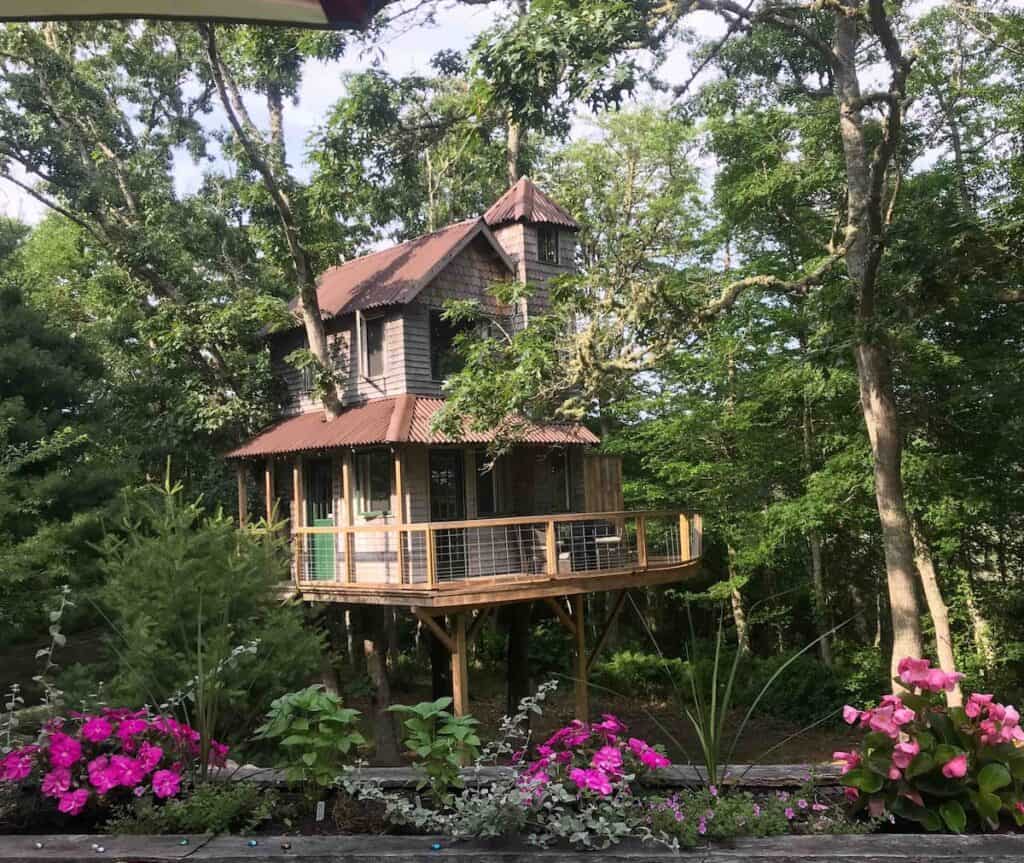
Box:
[784,807,795,820]
[592,746,623,776]
[209,741,229,767]
[897,657,932,689]
[891,740,920,770]
[844,787,859,802]
[116,718,149,742]
[941,754,968,779]
[866,707,900,740]
[137,742,163,772]
[81,717,113,743]
[797,798,808,809]
[640,748,670,769]
[922,668,964,693]
[893,708,916,726]
[812,803,828,812]
[110,755,146,787]
[41,768,72,798]
[0,747,37,782]
[888,767,902,780]
[709,785,718,797]
[48,733,82,769]
[842,705,860,725]
[965,694,990,719]
[57,788,89,816]
[152,769,181,799]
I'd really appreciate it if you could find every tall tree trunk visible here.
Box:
[506,120,522,186]
[912,524,961,705]
[833,8,924,685]
[505,603,532,717]
[964,575,996,671]
[727,547,751,654]
[363,609,399,764]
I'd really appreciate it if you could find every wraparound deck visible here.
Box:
[286,510,702,609]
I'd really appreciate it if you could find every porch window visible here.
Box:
[354,449,392,515]
[358,312,385,380]
[430,309,469,382]
[537,226,559,265]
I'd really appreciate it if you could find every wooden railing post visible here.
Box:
[264,456,275,525]
[393,448,406,584]
[341,452,355,583]
[693,512,703,557]
[426,527,437,587]
[636,515,648,569]
[545,519,558,576]
[292,456,304,584]
[679,513,691,561]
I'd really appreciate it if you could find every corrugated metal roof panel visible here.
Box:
[484,177,579,230]
[307,219,481,318]
[226,396,598,458]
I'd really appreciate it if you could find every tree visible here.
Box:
[0,220,125,641]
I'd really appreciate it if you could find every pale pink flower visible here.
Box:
[784,807,795,820]
[887,767,902,780]
[842,705,860,725]
[891,740,920,770]
[893,708,916,726]
[897,657,931,689]
[941,754,968,779]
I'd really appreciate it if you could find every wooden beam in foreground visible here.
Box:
[411,607,455,654]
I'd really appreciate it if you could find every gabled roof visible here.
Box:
[305,218,514,320]
[484,177,579,231]
[225,395,598,458]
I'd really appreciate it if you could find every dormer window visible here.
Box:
[537,225,559,265]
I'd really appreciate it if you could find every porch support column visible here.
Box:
[264,456,275,525]
[393,448,406,583]
[341,451,355,583]
[235,462,248,527]
[572,595,588,722]
[451,612,470,717]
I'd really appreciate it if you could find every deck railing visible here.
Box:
[290,510,702,588]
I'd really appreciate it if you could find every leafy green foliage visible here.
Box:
[96,478,322,743]
[389,698,481,805]
[106,780,277,835]
[255,685,364,788]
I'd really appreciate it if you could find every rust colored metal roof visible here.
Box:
[226,396,598,458]
[484,177,579,230]
[309,219,483,319]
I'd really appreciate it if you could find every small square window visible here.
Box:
[538,226,559,265]
[354,449,392,515]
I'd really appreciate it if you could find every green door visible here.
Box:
[305,460,335,581]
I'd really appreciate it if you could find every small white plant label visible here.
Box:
[315,800,326,822]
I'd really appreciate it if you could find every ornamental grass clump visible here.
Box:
[838,656,1024,832]
[0,708,227,817]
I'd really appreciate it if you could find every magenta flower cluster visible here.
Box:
[0,708,228,816]
[519,714,670,798]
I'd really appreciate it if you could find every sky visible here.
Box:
[0,0,724,224]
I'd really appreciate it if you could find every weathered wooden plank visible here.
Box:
[4,833,1024,862]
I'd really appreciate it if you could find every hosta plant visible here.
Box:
[0,708,227,817]
[254,685,364,789]
[838,656,1024,832]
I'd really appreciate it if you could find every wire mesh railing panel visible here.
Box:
[350,530,401,585]
[402,530,428,585]
[644,515,682,566]
[293,532,342,582]
[433,521,548,582]
[556,517,639,574]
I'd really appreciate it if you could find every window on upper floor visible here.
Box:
[537,225,559,265]
[358,311,385,380]
[354,448,392,515]
[430,308,472,382]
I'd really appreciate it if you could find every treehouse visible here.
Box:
[227,178,703,718]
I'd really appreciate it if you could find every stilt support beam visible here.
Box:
[451,613,469,717]
[235,462,248,527]
[587,590,628,673]
[572,595,588,722]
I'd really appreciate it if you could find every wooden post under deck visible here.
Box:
[572,595,588,722]
[451,612,469,717]
[235,462,248,527]
[264,457,275,525]
[679,513,691,561]
[293,456,304,584]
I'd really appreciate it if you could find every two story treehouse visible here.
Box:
[227,179,703,719]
